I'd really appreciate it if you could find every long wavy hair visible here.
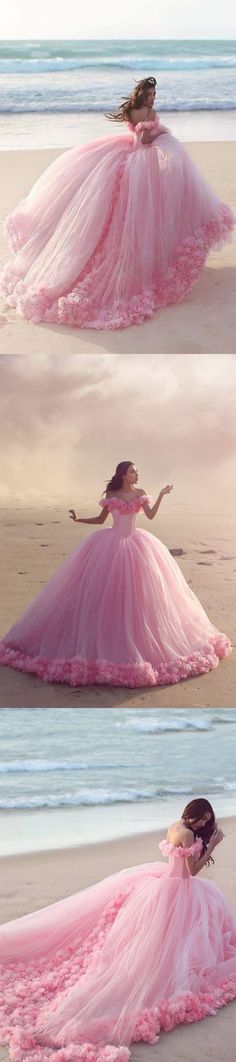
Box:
[104,461,134,496]
[107,76,157,123]
[182,798,216,865]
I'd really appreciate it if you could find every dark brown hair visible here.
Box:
[182,798,216,864]
[107,76,157,123]
[105,461,134,496]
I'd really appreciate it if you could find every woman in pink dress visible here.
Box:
[0,77,234,330]
[1,798,236,1062]
[0,461,231,688]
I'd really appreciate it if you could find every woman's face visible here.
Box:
[124,464,138,485]
[145,88,156,108]
[191,811,212,828]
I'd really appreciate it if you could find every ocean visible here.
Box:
[0,39,236,148]
[0,708,236,856]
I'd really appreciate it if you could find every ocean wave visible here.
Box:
[116,717,211,733]
[0,788,153,809]
[1,57,236,75]
[0,782,233,810]
[0,760,143,774]
[0,760,89,774]
[116,713,236,733]
[1,103,236,114]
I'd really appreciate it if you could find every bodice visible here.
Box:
[159,837,203,879]
[99,494,153,539]
[128,117,162,145]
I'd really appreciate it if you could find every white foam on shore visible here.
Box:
[1,792,236,857]
[1,109,236,150]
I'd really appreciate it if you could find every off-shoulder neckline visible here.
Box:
[99,493,152,507]
[106,492,145,500]
[159,836,203,857]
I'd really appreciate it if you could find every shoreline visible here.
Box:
[1,111,236,151]
[0,817,235,923]
[0,796,236,859]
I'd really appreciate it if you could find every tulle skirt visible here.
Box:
[0,527,231,687]
[1,860,236,1060]
[0,129,234,329]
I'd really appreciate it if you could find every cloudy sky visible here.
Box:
[1,353,236,512]
[1,0,236,39]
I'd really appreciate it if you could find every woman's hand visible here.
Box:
[160,484,173,496]
[186,825,224,877]
[69,507,109,526]
[143,483,173,520]
[210,827,224,850]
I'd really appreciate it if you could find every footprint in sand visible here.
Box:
[198,549,216,554]
[220,555,235,561]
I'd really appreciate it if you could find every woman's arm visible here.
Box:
[186,827,224,877]
[143,484,173,520]
[130,107,163,145]
[141,126,168,144]
[69,508,109,525]
[141,129,160,144]
[141,109,168,144]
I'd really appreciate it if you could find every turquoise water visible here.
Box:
[1,708,236,810]
[0,709,236,854]
[0,39,236,113]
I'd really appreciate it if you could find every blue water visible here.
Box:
[0,708,236,812]
[1,709,236,855]
[0,39,236,113]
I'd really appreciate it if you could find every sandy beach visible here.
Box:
[0,821,236,1062]
[0,504,235,708]
[0,26,235,1062]
[0,142,235,356]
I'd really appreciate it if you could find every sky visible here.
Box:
[1,352,236,509]
[1,0,236,39]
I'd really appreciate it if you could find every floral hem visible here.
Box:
[1,980,236,1061]
[0,203,234,331]
[0,634,231,688]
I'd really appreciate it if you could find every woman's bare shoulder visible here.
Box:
[167,821,194,845]
[106,491,123,498]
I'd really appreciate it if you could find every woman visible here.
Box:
[0,462,231,688]
[0,77,234,330]
[0,799,236,1062]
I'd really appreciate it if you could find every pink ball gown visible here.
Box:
[0,494,231,688]
[1,836,236,1061]
[0,117,234,329]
